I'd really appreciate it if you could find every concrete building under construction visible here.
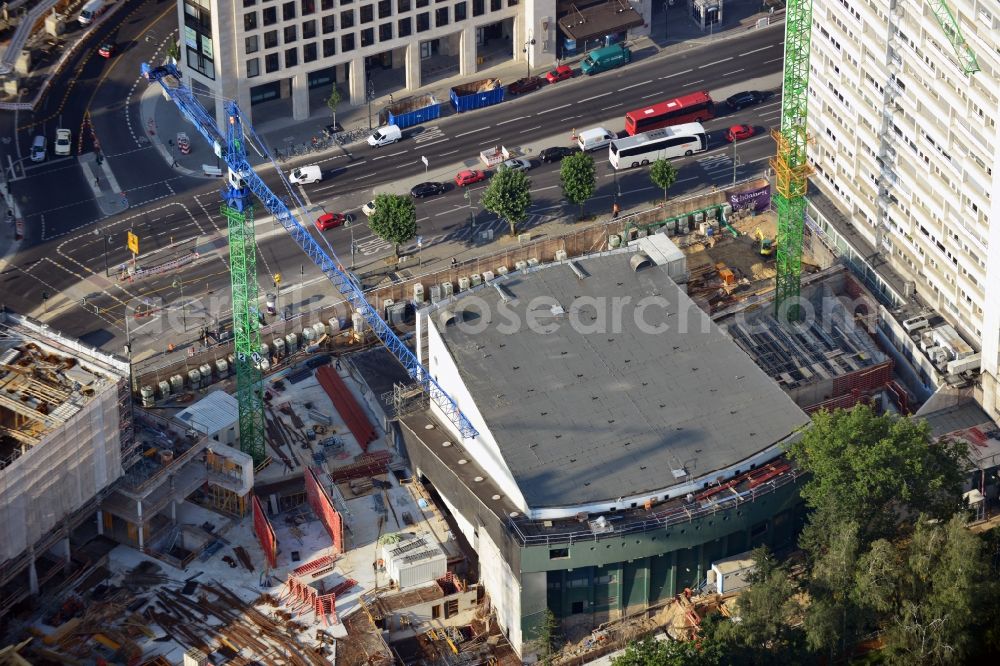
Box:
[0,312,134,613]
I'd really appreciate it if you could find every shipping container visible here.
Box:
[450,78,505,113]
[386,94,442,129]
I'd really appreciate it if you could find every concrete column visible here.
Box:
[28,552,39,594]
[136,500,144,551]
[459,26,477,77]
[291,72,310,121]
[171,500,177,522]
[349,56,366,106]
[61,537,71,564]
[405,42,421,91]
[96,510,104,536]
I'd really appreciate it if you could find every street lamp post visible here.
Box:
[172,278,187,331]
[522,37,536,79]
[367,79,376,130]
[104,234,111,276]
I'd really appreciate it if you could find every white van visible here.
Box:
[367,124,401,148]
[289,165,322,184]
[78,0,106,26]
[577,127,617,152]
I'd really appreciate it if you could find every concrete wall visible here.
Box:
[0,385,123,562]
[384,586,481,635]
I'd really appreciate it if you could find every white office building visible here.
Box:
[175,0,649,127]
[805,0,999,418]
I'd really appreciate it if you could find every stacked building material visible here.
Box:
[329,451,392,483]
[315,366,376,450]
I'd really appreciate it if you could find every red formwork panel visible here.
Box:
[305,467,346,553]
[831,360,893,397]
[315,366,377,451]
[252,495,278,569]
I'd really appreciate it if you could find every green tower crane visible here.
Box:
[770,0,815,322]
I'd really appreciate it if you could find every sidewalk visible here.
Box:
[0,185,21,277]
[79,151,131,217]
[144,0,784,177]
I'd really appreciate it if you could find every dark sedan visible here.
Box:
[539,146,580,163]
[726,90,765,110]
[508,76,545,95]
[410,181,446,198]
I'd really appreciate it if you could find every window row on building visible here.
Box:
[243,0,515,33]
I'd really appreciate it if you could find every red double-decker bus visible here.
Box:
[624,91,716,136]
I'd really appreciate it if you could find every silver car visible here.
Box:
[500,157,533,172]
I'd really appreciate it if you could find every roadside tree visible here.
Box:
[367,193,416,259]
[327,86,343,131]
[560,151,596,218]
[649,159,678,203]
[481,165,532,236]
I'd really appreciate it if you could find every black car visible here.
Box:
[508,76,545,95]
[539,146,580,163]
[726,90,764,110]
[410,181,446,198]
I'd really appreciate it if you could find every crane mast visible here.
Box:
[141,63,478,463]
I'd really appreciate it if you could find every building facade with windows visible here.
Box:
[175,0,650,129]
[804,0,999,418]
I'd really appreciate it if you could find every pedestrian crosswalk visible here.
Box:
[697,154,732,178]
[414,126,445,145]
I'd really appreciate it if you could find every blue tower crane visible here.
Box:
[141,63,478,454]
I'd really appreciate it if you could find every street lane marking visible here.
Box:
[439,150,460,156]
[537,104,571,114]
[661,69,693,79]
[531,185,558,192]
[685,80,705,86]
[578,92,613,103]
[620,80,653,91]
[764,57,783,64]
[497,116,529,125]
[740,46,774,57]
[479,138,501,146]
[641,91,666,99]
[297,186,312,207]
[386,150,408,157]
[700,57,734,68]
[519,125,542,134]
[417,138,448,148]
[601,104,623,110]
[560,116,582,122]
[455,127,491,137]
[721,69,745,77]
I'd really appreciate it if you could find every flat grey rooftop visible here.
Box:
[434,253,810,508]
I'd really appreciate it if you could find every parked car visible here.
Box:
[410,181,446,198]
[500,158,533,172]
[289,165,322,184]
[315,212,351,230]
[508,76,544,95]
[54,129,72,156]
[726,90,764,110]
[98,42,116,58]
[361,200,377,216]
[545,65,573,83]
[539,146,580,163]
[455,169,487,187]
[30,135,46,162]
[725,124,755,142]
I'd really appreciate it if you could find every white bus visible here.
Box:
[608,122,708,170]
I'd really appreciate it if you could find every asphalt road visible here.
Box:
[2,21,785,356]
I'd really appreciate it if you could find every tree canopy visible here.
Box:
[649,159,678,203]
[366,193,416,258]
[481,165,532,236]
[559,151,596,217]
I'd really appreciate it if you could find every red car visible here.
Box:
[508,76,545,95]
[725,124,755,142]
[316,212,351,230]
[98,43,116,58]
[546,65,573,83]
[455,169,487,187]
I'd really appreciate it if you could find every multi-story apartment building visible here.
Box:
[806,0,999,418]
[176,0,649,128]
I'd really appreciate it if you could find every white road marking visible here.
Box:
[641,91,666,99]
[496,116,529,125]
[740,46,774,57]
[519,125,543,133]
[416,138,448,148]
[479,138,501,146]
[661,69,693,79]
[537,103,571,114]
[578,92,613,103]
[601,103,623,110]
[560,116,582,122]
[700,57,734,68]
[620,79,653,91]
[297,186,312,207]
[531,185,558,192]
[438,149,460,156]
[764,57,783,64]
[721,69,745,77]
[455,127,491,138]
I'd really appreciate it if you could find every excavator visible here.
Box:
[754,227,775,257]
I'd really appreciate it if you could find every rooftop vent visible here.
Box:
[493,282,513,303]
[671,468,688,479]
[439,309,462,327]
[630,252,654,272]
[474,476,484,482]
[569,261,588,279]
[442,441,452,447]
[424,424,435,430]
